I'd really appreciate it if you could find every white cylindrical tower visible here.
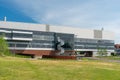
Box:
[4,16,7,22]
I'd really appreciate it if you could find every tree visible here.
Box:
[0,35,10,56]
[97,48,103,57]
[97,48,108,57]
[102,48,108,56]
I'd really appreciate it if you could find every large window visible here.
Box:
[13,33,32,38]
[33,35,54,41]
[75,38,98,43]
[5,33,12,38]
[31,43,54,48]
[74,38,114,50]
[8,42,29,48]
[54,33,74,50]
[12,31,33,41]
[0,30,12,39]
[8,41,54,48]
[16,44,28,47]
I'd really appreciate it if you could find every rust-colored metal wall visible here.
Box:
[10,50,75,57]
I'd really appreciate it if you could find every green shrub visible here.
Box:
[0,35,10,56]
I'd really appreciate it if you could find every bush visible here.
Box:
[0,35,10,56]
[97,48,108,56]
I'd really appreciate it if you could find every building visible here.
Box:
[0,21,115,57]
[114,44,120,55]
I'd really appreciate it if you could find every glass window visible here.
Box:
[0,32,4,35]
[109,46,114,48]
[85,45,97,47]
[16,44,28,47]
[8,41,29,48]
[75,38,98,43]
[5,33,12,38]
[33,35,54,41]
[31,43,53,48]
[13,33,32,38]
[8,43,15,47]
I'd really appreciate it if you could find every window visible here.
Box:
[31,43,53,48]
[16,44,28,47]
[13,33,32,38]
[33,35,54,41]
[8,42,29,48]
[8,43,15,47]
[5,33,12,38]
[75,38,98,43]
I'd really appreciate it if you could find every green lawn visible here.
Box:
[0,57,120,80]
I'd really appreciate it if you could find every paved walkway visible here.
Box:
[83,57,120,63]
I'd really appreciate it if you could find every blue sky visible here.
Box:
[0,0,120,43]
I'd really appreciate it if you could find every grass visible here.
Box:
[0,56,120,80]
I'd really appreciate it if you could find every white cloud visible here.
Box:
[10,0,120,43]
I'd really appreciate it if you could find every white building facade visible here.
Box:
[0,21,115,57]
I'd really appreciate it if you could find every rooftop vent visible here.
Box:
[4,16,7,22]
